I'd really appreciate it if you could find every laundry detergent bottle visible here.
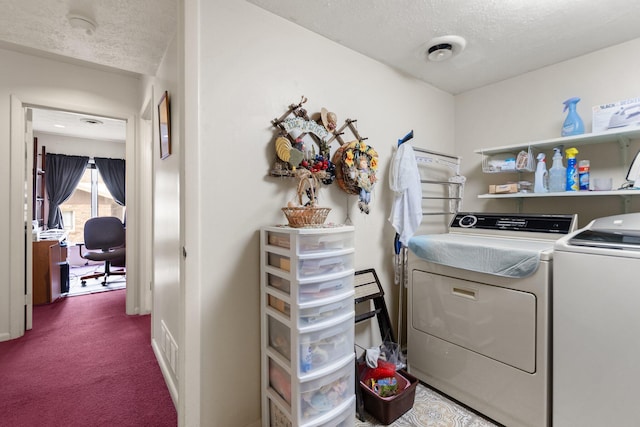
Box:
[549,146,567,192]
[565,147,579,191]
[561,97,585,136]
[534,153,548,193]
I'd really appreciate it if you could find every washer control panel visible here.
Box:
[451,213,576,234]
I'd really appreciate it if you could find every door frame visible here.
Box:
[9,95,142,338]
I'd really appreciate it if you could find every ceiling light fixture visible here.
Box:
[80,117,103,125]
[425,35,467,62]
[68,13,97,36]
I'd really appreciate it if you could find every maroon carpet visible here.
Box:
[0,290,177,426]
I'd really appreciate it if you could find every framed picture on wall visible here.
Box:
[158,91,171,159]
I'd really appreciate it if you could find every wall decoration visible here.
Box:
[268,96,378,221]
[158,91,171,159]
[332,139,378,214]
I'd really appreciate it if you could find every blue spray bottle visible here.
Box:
[561,97,585,136]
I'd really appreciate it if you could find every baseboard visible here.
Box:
[152,338,179,408]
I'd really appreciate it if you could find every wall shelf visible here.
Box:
[476,127,640,214]
[474,127,640,157]
[478,189,640,199]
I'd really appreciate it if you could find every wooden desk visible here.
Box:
[33,239,67,305]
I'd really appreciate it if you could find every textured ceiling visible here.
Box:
[0,0,176,76]
[0,0,176,141]
[247,0,640,94]
[5,1,640,137]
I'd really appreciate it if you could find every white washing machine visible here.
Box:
[553,213,640,427]
[407,213,577,427]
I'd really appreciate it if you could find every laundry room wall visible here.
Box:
[455,38,640,227]
[187,2,455,425]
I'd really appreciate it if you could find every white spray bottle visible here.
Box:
[548,146,567,192]
[534,153,548,193]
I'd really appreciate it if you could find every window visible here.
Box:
[61,211,75,232]
[60,161,124,243]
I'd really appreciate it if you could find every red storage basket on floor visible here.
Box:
[359,369,418,425]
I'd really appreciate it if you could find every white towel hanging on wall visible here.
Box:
[388,143,423,247]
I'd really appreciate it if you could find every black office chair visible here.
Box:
[78,216,126,286]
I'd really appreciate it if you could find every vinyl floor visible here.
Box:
[355,382,500,427]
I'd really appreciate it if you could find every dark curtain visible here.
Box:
[45,153,89,229]
[94,157,126,206]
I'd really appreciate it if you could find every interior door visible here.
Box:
[9,95,30,338]
[24,108,34,330]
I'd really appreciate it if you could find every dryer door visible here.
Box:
[412,270,536,372]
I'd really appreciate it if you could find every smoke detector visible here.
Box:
[425,35,466,62]
[68,13,97,35]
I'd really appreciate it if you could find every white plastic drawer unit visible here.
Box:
[260,225,356,427]
[268,314,355,376]
[267,270,355,304]
[266,229,354,255]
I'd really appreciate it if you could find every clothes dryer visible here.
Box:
[407,213,577,427]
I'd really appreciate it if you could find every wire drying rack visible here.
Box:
[393,131,465,352]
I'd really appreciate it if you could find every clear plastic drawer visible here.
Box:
[266,230,291,250]
[299,358,355,423]
[268,294,290,317]
[268,253,291,272]
[318,397,356,427]
[269,291,353,326]
[268,273,291,294]
[297,232,354,255]
[268,317,291,361]
[269,314,354,371]
[269,398,292,427]
[269,358,292,404]
[298,272,354,303]
[297,252,354,279]
[299,317,354,375]
[299,296,353,326]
